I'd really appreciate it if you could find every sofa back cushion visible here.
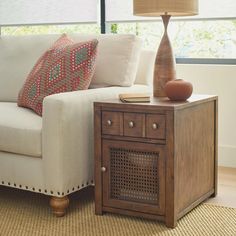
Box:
[0,34,142,102]
[0,34,60,102]
[71,34,142,88]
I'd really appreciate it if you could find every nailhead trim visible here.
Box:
[0,180,93,196]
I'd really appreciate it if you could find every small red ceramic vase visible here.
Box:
[164,79,193,101]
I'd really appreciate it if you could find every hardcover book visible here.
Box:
[119,93,150,103]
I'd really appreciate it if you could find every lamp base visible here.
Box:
[153,15,176,97]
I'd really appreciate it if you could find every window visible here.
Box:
[1,0,235,63]
[108,20,236,60]
[105,0,236,63]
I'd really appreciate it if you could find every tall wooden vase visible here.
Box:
[153,15,176,97]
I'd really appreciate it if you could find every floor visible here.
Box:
[206,166,236,208]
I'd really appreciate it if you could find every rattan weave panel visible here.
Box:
[110,147,159,205]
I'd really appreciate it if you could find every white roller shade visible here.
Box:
[106,0,236,22]
[0,0,98,26]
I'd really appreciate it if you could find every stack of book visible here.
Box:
[119,93,150,103]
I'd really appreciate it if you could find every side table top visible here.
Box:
[94,94,218,111]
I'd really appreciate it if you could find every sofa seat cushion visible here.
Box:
[0,102,42,157]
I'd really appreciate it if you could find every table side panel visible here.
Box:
[175,100,216,213]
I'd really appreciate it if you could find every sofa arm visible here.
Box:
[42,85,149,195]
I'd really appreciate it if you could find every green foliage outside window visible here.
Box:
[1,20,235,59]
[111,20,236,59]
[1,24,100,35]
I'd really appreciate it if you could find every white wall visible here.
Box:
[177,64,236,167]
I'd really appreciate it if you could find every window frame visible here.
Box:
[101,2,236,65]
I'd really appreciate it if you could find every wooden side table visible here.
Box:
[94,95,218,228]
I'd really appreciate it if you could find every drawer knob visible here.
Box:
[152,123,159,130]
[128,121,134,128]
[107,120,112,126]
[101,167,106,172]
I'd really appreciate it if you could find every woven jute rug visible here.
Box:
[0,186,235,236]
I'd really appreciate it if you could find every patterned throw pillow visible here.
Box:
[24,34,74,83]
[18,35,98,116]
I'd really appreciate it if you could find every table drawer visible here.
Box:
[102,111,123,135]
[146,114,166,139]
[124,113,145,137]
[102,111,166,140]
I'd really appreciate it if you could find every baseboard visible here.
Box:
[218,145,236,168]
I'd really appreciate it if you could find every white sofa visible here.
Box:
[0,34,155,216]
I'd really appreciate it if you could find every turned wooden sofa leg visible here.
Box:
[50,196,69,217]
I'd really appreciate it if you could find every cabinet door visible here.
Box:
[102,139,165,215]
